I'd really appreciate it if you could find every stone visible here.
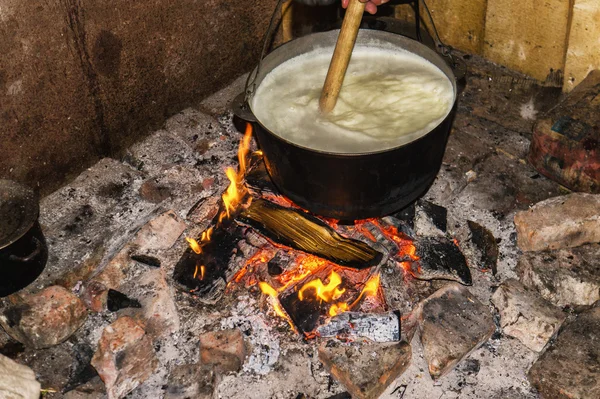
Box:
[131,210,186,252]
[318,341,411,399]
[0,286,87,349]
[516,244,600,307]
[135,268,180,339]
[514,193,600,252]
[91,316,158,399]
[483,0,571,82]
[164,364,218,399]
[529,70,600,193]
[406,236,472,286]
[418,283,495,379]
[0,353,41,399]
[491,279,566,352]
[81,281,110,313]
[199,328,247,373]
[564,1,600,91]
[138,180,171,203]
[528,306,600,399]
[89,209,186,297]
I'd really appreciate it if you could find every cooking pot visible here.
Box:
[244,29,458,220]
[0,180,48,297]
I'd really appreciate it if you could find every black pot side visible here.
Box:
[0,221,48,297]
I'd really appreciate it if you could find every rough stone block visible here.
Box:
[418,283,495,379]
[199,328,247,373]
[483,0,571,82]
[164,364,218,399]
[529,70,600,193]
[0,353,41,399]
[514,193,600,252]
[318,341,411,399]
[528,306,600,399]
[0,286,87,349]
[491,279,566,352]
[393,0,486,54]
[564,1,600,91]
[91,316,158,399]
[135,268,180,339]
[517,244,600,307]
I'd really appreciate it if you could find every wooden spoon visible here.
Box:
[319,0,366,114]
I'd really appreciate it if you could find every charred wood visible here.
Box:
[316,311,401,343]
[402,236,472,285]
[173,223,246,304]
[238,199,382,269]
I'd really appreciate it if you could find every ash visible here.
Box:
[0,55,574,399]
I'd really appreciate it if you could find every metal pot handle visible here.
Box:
[8,237,42,263]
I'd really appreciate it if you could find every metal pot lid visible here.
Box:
[0,179,39,250]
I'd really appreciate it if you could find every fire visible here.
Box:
[219,123,253,223]
[329,302,349,317]
[186,123,253,257]
[350,273,381,308]
[186,237,202,254]
[298,271,346,302]
[259,281,296,332]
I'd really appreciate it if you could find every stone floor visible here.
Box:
[1,53,597,399]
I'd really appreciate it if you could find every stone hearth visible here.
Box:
[1,54,598,399]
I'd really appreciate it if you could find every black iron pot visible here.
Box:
[245,29,459,220]
[0,180,48,297]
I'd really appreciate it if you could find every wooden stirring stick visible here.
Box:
[319,0,366,114]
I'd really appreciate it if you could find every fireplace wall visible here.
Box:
[0,0,279,194]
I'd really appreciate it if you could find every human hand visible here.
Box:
[341,0,390,15]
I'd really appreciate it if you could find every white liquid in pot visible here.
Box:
[251,46,455,153]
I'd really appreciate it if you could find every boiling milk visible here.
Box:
[251,45,455,153]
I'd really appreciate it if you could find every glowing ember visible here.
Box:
[298,271,346,302]
[259,281,296,332]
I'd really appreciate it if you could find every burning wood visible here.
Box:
[316,311,401,343]
[238,199,383,269]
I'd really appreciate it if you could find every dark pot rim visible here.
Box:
[248,29,458,157]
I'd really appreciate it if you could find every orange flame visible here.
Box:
[329,302,349,317]
[259,281,296,332]
[350,273,381,309]
[186,123,253,257]
[219,124,253,223]
[186,237,202,254]
[298,271,346,302]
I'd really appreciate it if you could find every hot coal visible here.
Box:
[107,289,142,312]
[404,236,472,285]
[467,220,499,275]
[173,223,246,303]
[238,199,383,269]
[130,254,161,268]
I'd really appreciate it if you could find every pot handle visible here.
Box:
[9,237,42,263]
